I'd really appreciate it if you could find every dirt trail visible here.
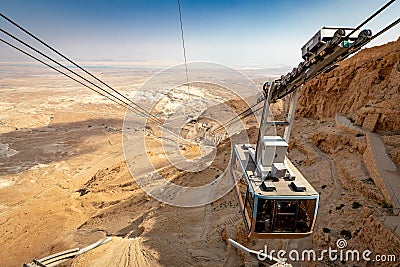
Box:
[72,237,156,267]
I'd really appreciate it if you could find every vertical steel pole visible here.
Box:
[283,86,301,144]
[255,82,275,166]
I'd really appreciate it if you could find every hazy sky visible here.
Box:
[0,0,399,67]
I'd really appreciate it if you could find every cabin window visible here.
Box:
[274,200,298,232]
[297,199,316,232]
[244,190,254,223]
[253,198,317,234]
[255,199,274,233]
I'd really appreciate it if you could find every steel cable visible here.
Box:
[0,12,165,126]
[0,38,147,118]
[0,30,195,144]
[177,0,190,96]
[345,0,397,39]
[0,27,165,127]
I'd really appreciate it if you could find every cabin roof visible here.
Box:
[234,144,319,198]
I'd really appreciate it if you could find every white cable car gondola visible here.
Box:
[230,82,319,239]
[231,141,319,239]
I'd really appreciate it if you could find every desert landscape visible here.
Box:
[1,36,400,267]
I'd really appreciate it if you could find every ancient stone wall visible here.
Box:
[362,136,393,206]
[335,114,365,135]
[337,165,383,202]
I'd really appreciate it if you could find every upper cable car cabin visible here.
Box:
[231,137,319,239]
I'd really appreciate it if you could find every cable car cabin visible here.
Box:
[231,138,319,239]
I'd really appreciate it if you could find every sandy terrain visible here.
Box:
[1,39,400,267]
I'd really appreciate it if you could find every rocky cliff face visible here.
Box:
[297,37,400,134]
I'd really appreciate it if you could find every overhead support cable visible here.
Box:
[177,0,190,94]
[0,27,164,127]
[0,26,196,144]
[370,16,400,41]
[0,35,193,143]
[0,12,165,126]
[0,13,205,144]
[210,100,263,134]
[345,0,397,39]
[0,38,146,118]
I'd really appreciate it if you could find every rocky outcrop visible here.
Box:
[351,215,400,267]
[297,37,400,134]
[310,129,366,155]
